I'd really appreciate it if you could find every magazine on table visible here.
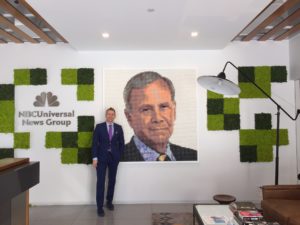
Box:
[236,210,263,222]
[238,210,263,218]
[202,215,229,225]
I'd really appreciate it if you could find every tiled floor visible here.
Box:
[29,203,193,225]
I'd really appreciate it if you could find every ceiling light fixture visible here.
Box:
[191,32,198,37]
[102,33,110,39]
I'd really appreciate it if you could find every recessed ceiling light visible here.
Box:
[147,8,155,12]
[284,25,293,29]
[265,26,273,29]
[15,19,23,26]
[42,28,51,32]
[102,33,110,39]
[191,32,198,37]
[25,13,34,17]
[3,13,13,18]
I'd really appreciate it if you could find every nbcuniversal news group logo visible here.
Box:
[33,92,60,107]
[18,92,75,127]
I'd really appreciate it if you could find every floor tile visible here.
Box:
[29,203,192,225]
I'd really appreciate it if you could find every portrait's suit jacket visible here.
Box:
[120,137,197,161]
[92,122,125,162]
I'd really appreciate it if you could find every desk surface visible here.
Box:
[0,158,29,172]
[0,160,39,202]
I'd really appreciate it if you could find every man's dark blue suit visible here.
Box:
[92,122,124,211]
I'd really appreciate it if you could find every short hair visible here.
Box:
[106,107,116,114]
[123,71,175,110]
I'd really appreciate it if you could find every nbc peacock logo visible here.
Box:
[33,92,60,107]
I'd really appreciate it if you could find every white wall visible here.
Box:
[295,80,300,183]
[290,35,300,182]
[0,41,298,205]
[290,35,300,80]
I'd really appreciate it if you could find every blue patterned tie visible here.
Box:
[108,124,113,141]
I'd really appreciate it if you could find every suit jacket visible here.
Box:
[92,122,125,162]
[120,137,197,161]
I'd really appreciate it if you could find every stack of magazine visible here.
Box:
[229,202,264,225]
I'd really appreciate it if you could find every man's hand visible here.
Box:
[93,159,98,168]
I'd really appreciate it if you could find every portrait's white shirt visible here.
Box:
[133,136,176,161]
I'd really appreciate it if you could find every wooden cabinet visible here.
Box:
[0,158,39,225]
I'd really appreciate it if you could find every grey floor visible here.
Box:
[29,203,193,225]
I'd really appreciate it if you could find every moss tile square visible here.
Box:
[254,67,271,96]
[78,148,92,164]
[240,129,289,146]
[0,101,15,133]
[224,114,240,130]
[30,68,47,85]
[62,132,78,148]
[0,148,14,159]
[240,145,257,162]
[77,85,94,101]
[255,113,272,130]
[224,98,239,114]
[0,84,14,100]
[77,68,94,84]
[238,67,254,83]
[61,148,78,164]
[45,132,62,148]
[207,99,224,114]
[255,66,271,80]
[78,116,95,131]
[14,132,30,149]
[271,66,287,83]
[278,129,289,145]
[78,132,93,148]
[207,114,224,130]
[257,145,273,162]
[61,69,77,85]
[239,83,267,98]
[14,69,30,85]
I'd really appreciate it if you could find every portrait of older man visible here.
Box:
[120,71,197,161]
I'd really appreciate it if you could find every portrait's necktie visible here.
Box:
[156,154,170,161]
[108,124,113,141]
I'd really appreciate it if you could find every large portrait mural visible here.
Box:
[104,69,198,162]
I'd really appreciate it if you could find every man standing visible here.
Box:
[92,107,124,217]
[121,71,197,162]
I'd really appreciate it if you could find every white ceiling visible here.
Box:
[28,0,271,51]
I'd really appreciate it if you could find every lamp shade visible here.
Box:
[197,74,241,95]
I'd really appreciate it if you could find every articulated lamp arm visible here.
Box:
[222,61,300,121]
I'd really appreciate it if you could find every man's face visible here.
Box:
[125,79,176,150]
[106,110,116,123]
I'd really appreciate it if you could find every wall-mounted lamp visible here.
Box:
[197,61,300,185]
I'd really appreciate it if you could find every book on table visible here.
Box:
[234,218,280,225]
[202,216,229,225]
[229,202,257,213]
[237,210,263,222]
